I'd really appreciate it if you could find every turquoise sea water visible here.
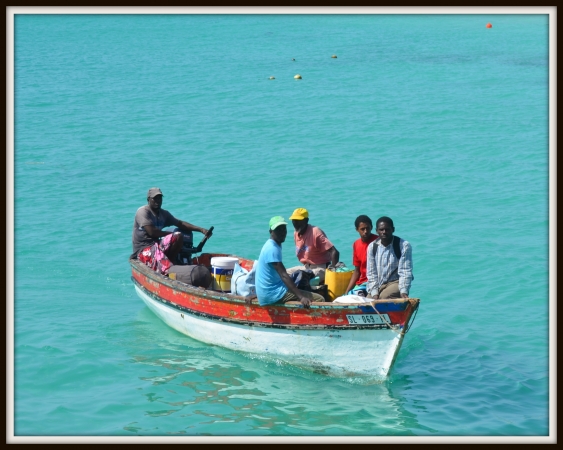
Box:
[12,14,551,439]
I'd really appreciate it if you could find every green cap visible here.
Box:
[269,216,288,230]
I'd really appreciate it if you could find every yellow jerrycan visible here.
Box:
[325,267,354,301]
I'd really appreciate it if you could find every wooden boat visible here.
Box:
[130,253,420,379]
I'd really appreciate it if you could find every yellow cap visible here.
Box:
[289,208,309,220]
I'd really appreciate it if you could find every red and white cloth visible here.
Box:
[138,232,180,275]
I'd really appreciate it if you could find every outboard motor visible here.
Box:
[174,228,195,265]
[173,226,214,265]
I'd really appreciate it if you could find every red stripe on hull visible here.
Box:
[131,261,417,328]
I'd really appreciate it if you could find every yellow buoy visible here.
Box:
[269,76,275,80]
[294,74,302,79]
[331,55,337,58]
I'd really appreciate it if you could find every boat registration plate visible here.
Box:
[346,314,389,325]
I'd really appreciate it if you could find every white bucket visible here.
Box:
[210,257,239,291]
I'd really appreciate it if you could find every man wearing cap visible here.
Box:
[287,208,340,283]
[131,187,211,275]
[255,216,325,308]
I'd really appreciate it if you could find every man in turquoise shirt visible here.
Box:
[255,216,324,307]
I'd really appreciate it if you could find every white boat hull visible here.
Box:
[136,285,405,378]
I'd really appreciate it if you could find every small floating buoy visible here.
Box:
[486,22,492,28]
[331,55,337,58]
[269,76,275,80]
[292,58,295,61]
[294,74,302,79]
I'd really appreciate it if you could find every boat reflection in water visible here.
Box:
[128,332,429,435]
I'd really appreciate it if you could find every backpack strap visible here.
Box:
[392,236,401,260]
[372,236,402,260]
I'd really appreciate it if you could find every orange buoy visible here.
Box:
[486,23,492,28]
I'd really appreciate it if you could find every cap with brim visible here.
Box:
[269,216,288,230]
[289,207,309,220]
[147,187,163,198]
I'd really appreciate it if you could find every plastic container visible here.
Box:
[325,268,354,301]
[210,257,239,292]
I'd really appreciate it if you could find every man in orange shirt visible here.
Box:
[286,208,340,283]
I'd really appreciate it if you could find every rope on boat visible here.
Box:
[402,303,419,334]
[369,302,401,334]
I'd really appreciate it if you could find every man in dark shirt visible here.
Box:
[131,187,211,274]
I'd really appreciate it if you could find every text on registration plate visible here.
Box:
[346,314,389,325]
